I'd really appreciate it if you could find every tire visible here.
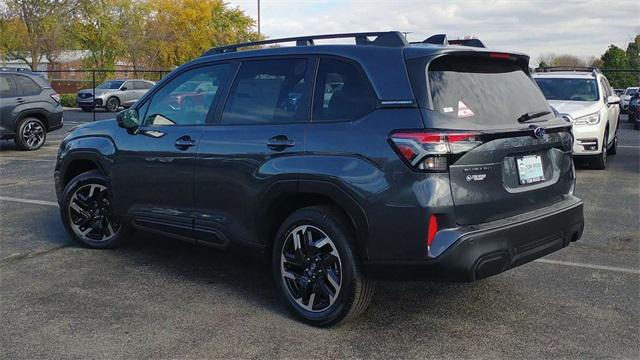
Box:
[272,205,375,327]
[60,170,131,248]
[14,117,46,150]
[105,97,120,112]
[607,133,617,155]
[592,132,607,170]
[80,107,92,112]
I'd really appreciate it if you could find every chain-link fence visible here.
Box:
[31,69,171,121]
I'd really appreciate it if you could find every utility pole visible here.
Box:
[257,0,261,38]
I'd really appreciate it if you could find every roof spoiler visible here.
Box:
[420,34,486,48]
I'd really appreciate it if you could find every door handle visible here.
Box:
[175,136,196,150]
[267,135,295,150]
[16,97,25,103]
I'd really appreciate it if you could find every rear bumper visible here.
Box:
[47,109,64,132]
[366,196,584,282]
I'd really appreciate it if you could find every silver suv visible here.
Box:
[76,79,155,112]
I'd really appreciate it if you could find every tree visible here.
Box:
[146,0,258,69]
[536,53,587,68]
[625,35,640,84]
[72,0,123,74]
[0,0,77,70]
[601,44,634,88]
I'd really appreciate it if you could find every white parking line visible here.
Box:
[618,145,639,149]
[1,195,638,275]
[0,196,59,207]
[0,157,56,162]
[535,258,640,275]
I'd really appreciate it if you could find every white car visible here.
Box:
[533,69,620,169]
[621,87,639,112]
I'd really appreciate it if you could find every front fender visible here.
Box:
[55,136,116,200]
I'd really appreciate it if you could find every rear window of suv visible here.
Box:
[427,56,551,126]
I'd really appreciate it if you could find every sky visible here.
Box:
[227,0,640,66]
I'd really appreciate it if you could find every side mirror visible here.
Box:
[607,95,620,105]
[116,108,140,131]
[121,86,127,91]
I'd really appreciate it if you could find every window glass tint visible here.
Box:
[133,81,152,90]
[534,78,599,102]
[600,79,611,98]
[144,64,229,126]
[0,75,17,97]
[14,75,41,96]
[427,56,552,126]
[97,80,124,90]
[222,59,307,125]
[312,58,376,122]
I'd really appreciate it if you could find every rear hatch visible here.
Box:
[405,52,574,225]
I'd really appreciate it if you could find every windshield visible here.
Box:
[534,78,599,101]
[624,88,639,95]
[97,80,124,90]
[427,56,551,126]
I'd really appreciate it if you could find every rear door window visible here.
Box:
[427,56,552,126]
[221,58,309,125]
[14,75,42,96]
[312,58,377,122]
[0,75,17,98]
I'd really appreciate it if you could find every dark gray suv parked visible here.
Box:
[0,70,63,150]
[54,32,584,326]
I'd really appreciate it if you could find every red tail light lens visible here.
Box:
[50,93,61,104]
[427,214,438,250]
[389,131,482,171]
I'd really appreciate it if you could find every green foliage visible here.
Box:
[600,45,635,88]
[1,0,258,71]
[59,93,76,107]
[625,35,640,84]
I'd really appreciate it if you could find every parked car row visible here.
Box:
[76,79,155,112]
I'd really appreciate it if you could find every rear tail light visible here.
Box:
[50,93,61,104]
[389,131,483,172]
[427,214,438,251]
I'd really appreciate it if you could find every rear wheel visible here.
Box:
[272,206,374,326]
[61,170,131,248]
[15,117,46,150]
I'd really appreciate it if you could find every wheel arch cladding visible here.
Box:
[18,111,49,131]
[60,137,116,188]
[259,182,369,260]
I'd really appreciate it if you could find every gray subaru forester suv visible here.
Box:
[55,32,584,326]
[0,69,63,150]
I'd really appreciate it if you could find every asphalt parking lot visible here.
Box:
[1,109,638,359]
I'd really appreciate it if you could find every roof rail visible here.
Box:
[538,66,599,73]
[535,66,601,77]
[418,34,486,48]
[202,31,408,56]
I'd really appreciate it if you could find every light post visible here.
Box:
[257,0,261,38]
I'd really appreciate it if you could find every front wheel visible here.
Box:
[592,132,607,170]
[272,206,375,326]
[105,97,120,112]
[60,170,131,248]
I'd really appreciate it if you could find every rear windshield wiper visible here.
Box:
[517,110,551,123]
